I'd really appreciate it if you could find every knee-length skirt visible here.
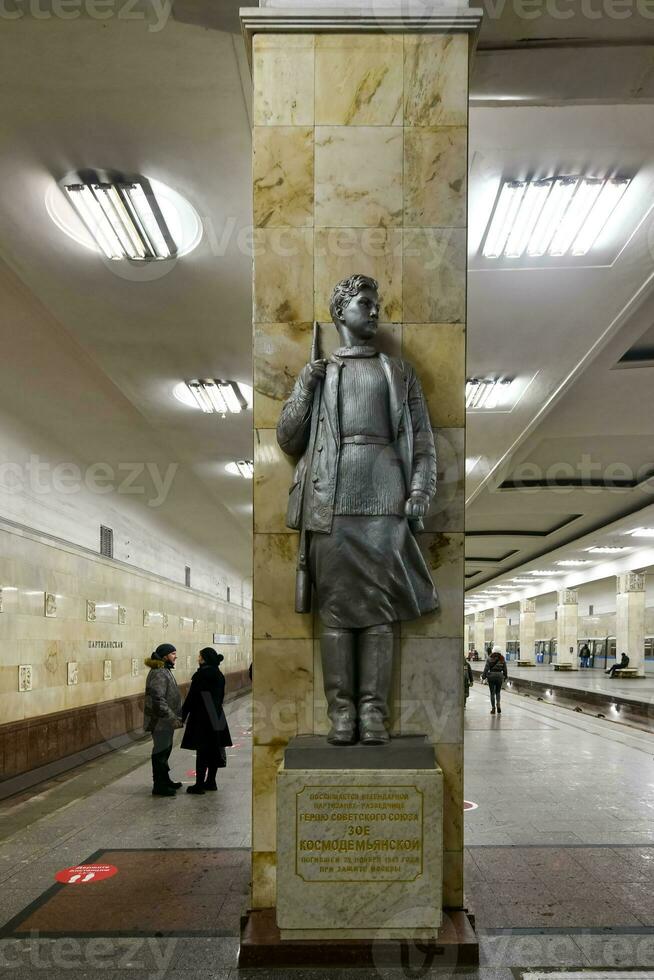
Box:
[309,515,438,630]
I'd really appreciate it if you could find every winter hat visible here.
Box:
[200,647,224,667]
[153,643,177,660]
[491,645,502,654]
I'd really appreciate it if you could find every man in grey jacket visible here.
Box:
[144,643,183,796]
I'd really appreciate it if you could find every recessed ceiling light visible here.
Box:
[174,381,252,415]
[226,460,254,479]
[511,578,538,584]
[48,170,202,260]
[555,559,593,566]
[465,378,513,410]
[627,527,654,538]
[528,570,564,576]
[482,175,631,259]
[586,546,631,554]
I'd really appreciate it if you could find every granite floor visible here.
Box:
[0,688,653,977]
[471,663,654,704]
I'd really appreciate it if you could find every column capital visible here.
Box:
[617,571,646,594]
[493,605,507,620]
[474,611,485,624]
[520,598,536,614]
[240,4,484,56]
[557,589,578,606]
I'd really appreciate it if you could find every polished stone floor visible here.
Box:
[471,663,654,703]
[0,688,653,978]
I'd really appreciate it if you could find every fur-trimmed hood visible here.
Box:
[144,657,167,669]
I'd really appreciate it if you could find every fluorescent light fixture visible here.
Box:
[627,527,654,538]
[226,460,254,479]
[483,175,631,260]
[528,570,564,576]
[466,378,513,410]
[555,559,593,566]
[511,578,538,584]
[175,380,250,415]
[62,174,177,261]
[587,546,630,554]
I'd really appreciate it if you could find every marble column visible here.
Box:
[473,611,486,655]
[493,606,507,652]
[616,572,646,676]
[245,4,480,914]
[519,598,536,664]
[556,589,578,666]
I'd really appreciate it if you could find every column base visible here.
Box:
[238,907,479,968]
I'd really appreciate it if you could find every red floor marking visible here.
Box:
[55,864,118,884]
[186,769,197,777]
[464,801,478,811]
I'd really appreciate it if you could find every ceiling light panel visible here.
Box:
[179,380,249,415]
[555,559,593,566]
[466,378,513,411]
[482,175,631,260]
[587,546,631,554]
[627,527,654,538]
[226,460,254,479]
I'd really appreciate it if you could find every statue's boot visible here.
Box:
[358,624,393,745]
[321,628,357,745]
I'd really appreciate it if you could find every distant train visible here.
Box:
[468,636,654,671]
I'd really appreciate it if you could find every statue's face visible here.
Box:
[341,287,379,341]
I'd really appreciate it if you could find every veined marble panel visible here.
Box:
[252,743,286,851]
[403,231,466,324]
[253,228,314,323]
[402,532,464,639]
[403,323,465,427]
[254,533,313,639]
[315,35,403,126]
[254,321,313,429]
[253,637,313,745]
[314,227,402,322]
[399,637,463,744]
[252,851,277,908]
[434,742,463,854]
[424,427,464,534]
[254,428,296,534]
[253,127,314,228]
[404,34,468,127]
[315,127,403,228]
[404,127,467,228]
[443,849,463,907]
[253,35,315,126]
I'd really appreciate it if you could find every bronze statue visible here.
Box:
[277,275,438,746]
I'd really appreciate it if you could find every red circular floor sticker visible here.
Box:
[464,801,478,811]
[55,864,118,885]
[186,769,197,777]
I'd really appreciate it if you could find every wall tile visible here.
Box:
[253,638,313,745]
[404,35,468,127]
[253,533,313,640]
[253,229,314,323]
[315,35,403,126]
[403,323,465,426]
[404,127,467,227]
[425,427,464,534]
[253,35,315,126]
[254,321,313,429]
[399,637,463,744]
[254,429,296,534]
[253,126,314,228]
[314,227,402,322]
[402,532,464,639]
[315,127,403,228]
[403,230,466,324]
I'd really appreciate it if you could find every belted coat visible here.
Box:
[277,353,437,534]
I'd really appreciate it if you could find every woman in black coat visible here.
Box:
[181,647,233,794]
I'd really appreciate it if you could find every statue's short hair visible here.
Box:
[329,274,379,324]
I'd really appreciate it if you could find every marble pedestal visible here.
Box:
[276,735,443,940]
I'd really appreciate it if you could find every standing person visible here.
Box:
[464,656,473,707]
[144,643,183,797]
[182,647,233,794]
[579,642,591,668]
[482,645,508,715]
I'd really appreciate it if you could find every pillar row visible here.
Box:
[616,572,646,676]
[556,589,578,666]
[519,598,536,664]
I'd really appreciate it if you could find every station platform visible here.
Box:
[472,664,654,733]
[0,689,653,977]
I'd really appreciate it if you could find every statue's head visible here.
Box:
[329,274,380,343]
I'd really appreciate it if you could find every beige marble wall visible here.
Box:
[0,524,252,726]
[252,31,468,911]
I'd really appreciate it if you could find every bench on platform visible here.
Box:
[611,668,642,678]
[517,660,535,667]
[552,663,577,671]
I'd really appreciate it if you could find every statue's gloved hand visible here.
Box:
[405,490,429,519]
[300,359,328,391]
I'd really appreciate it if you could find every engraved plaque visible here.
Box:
[18,664,32,692]
[103,659,112,681]
[131,658,139,676]
[118,605,127,625]
[45,592,57,617]
[67,662,79,686]
[86,600,96,622]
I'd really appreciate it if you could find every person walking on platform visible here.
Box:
[464,656,473,707]
[182,647,233,795]
[144,643,183,797]
[482,645,508,714]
